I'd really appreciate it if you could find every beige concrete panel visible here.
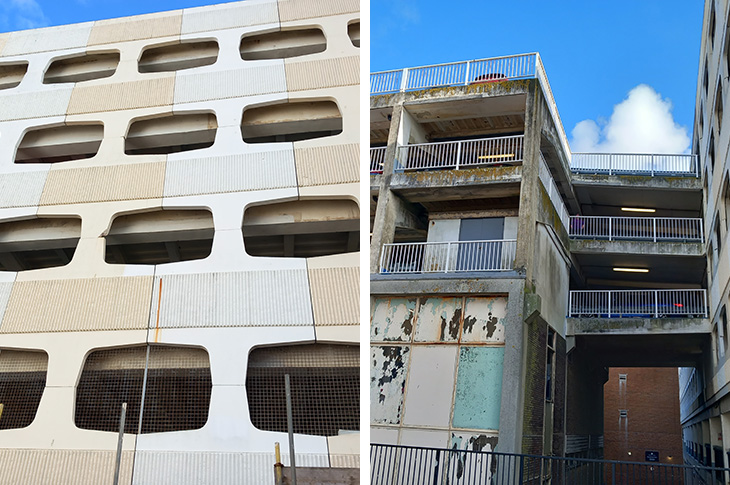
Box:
[0,88,73,121]
[308,266,358,326]
[278,0,359,21]
[88,11,182,46]
[279,13,359,59]
[0,449,134,485]
[328,433,359,468]
[284,55,358,91]
[299,182,359,201]
[67,77,175,114]
[181,0,279,34]
[1,23,93,57]
[0,276,153,333]
[40,162,166,206]
[294,143,358,186]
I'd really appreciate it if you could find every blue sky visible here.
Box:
[372,0,704,153]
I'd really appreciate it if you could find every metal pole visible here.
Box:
[274,442,284,485]
[285,374,297,485]
[113,402,127,485]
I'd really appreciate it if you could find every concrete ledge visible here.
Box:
[571,173,702,190]
[568,316,710,335]
[371,273,525,295]
[282,467,358,485]
[570,239,704,257]
[370,79,533,109]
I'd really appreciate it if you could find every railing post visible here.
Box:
[464,60,470,85]
[455,141,462,170]
[700,219,705,243]
[609,154,613,176]
[608,290,611,317]
[400,68,409,92]
[653,218,657,242]
[654,290,659,318]
[568,292,573,317]
[651,154,655,176]
[445,242,451,273]
[379,246,386,274]
[608,217,612,241]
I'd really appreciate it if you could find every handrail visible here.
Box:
[379,240,517,274]
[370,147,387,174]
[569,216,704,242]
[571,152,699,177]
[396,135,523,171]
[568,289,708,318]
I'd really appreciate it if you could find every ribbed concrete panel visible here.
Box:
[40,162,166,205]
[88,13,182,45]
[164,152,296,197]
[1,23,92,57]
[308,267,358,326]
[181,1,279,34]
[279,0,358,21]
[174,65,287,103]
[133,451,328,485]
[294,143,359,186]
[1,276,154,333]
[285,56,358,91]
[0,89,73,121]
[330,454,360,468]
[0,282,13,323]
[0,171,47,208]
[67,77,175,114]
[149,270,314,328]
[0,449,133,485]
[0,34,8,55]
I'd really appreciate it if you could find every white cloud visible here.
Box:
[0,0,48,30]
[570,84,690,154]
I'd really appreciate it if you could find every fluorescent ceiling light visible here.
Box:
[621,207,655,213]
[613,267,649,273]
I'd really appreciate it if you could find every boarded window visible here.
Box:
[0,349,47,430]
[125,113,217,155]
[75,345,212,434]
[241,100,342,143]
[240,28,325,60]
[243,199,359,257]
[348,21,360,48]
[44,52,119,84]
[16,124,103,164]
[105,209,214,265]
[139,41,218,73]
[0,217,81,271]
[246,344,359,436]
[0,62,28,90]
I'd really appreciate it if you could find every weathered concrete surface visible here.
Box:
[282,467,358,484]
[568,317,710,335]
[570,239,705,257]
[571,173,703,190]
[389,166,522,202]
[371,274,525,295]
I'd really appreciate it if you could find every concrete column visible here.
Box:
[497,284,526,453]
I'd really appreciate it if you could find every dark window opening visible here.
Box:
[0,62,28,90]
[243,199,359,258]
[348,21,360,48]
[0,349,47,430]
[105,209,214,265]
[139,40,219,73]
[710,3,716,49]
[241,100,342,144]
[125,113,217,155]
[240,28,326,60]
[704,62,709,96]
[710,133,716,172]
[75,345,212,434]
[246,343,359,436]
[716,84,724,133]
[0,217,81,271]
[44,52,119,84]
[15,124,103,164]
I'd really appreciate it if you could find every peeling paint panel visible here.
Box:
[461,296,507,343]
[370,297,416,342]
[370,345,409,425]
[452,346,504,430]
[414,297,461,343]
[449,432,499,482]
[402,345,457,427]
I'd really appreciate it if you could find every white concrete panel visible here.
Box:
[148,270,315,329]
[370,427,399,445]
[402,346,458,428]
[0,449,134,485]
[2,23,93,57]
[504,216,519,239]
[174,64,287,104]
[181,0,280,34]
[163,150,297,197]
[0,88,73,121]
[427,219,461,242]
[400,428,450,448]
[0,172,46,207]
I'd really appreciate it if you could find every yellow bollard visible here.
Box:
[0,403,3,421]
[274,442,284,485]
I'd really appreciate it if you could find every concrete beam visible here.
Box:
[570,239,705,257]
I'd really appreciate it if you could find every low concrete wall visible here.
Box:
[282,467,359,484]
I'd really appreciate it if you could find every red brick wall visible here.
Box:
[603,368,684,467]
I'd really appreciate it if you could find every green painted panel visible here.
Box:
[452,346,504,430]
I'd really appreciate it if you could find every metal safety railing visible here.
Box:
[538,152,569,229]
[569,216,704,242]
[396,135,523,171]
[370,147,387,173]
[379,240,516,274]
[568,289,708,318]
[370,443,730,485]
[571,153,699,177]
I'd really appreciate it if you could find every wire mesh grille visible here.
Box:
[0,349,48,430]
[246,343,359,436]
[75,345,211,434]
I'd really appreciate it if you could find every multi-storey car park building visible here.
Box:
[0,1,360,484]
[369,52,708,480]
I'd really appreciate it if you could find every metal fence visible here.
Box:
[569,216,704,242]
[571,153,699,177]
[371,147,387,173]
[371,443,729,485]
[568,289,708,318]
[538,152,570,229]
[396,135,524,171]
[379,240,517,274]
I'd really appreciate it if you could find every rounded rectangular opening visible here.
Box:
[16,124,103,164]
[0,349,48,430]
[348,21,360,48]
[240,27,326,60]
[44,52,120,84]
[139,40,219,73]
[0,217,81,271]
[0,62,28,90]
[241,100,342,144]
[125,113,217,155]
